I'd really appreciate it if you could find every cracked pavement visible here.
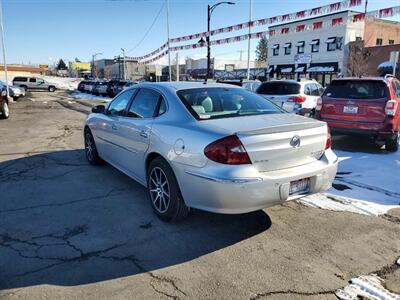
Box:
[0,91,399,300]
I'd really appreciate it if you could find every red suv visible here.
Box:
[316,76,399,152]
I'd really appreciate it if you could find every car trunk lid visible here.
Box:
[204,114,327,172]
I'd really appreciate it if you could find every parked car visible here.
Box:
[316,76,400,152]
[0,84,9,119]
[256,79,324,117]
[12,76,56,92]
[92,81,108,96]
[217,79,261,92]
[106,80,120,97]
[84,82,338,221]
[83,81,95,93]
[78,80,88,92]
[0,81,25,100]
[111,80,136,96]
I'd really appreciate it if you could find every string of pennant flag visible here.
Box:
[126,0,363,61]
[127,4,400,65]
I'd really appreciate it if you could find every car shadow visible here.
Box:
[0,149,271,290]
[332,134,389,154]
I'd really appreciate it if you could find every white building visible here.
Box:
[267,10,364,86]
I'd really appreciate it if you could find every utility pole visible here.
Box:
[0,0,8,98]
[166,0,171,81]
[91,52,102,78]
[121,48,126,80]
[176,52,179,81]
[246,0,252,80]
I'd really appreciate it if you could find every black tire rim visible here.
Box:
[85,132,95,161]
[149,167,170,213]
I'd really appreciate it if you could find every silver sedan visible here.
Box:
[84,82,338,221]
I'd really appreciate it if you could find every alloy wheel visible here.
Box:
[149,167,170,213]
[85,132,94,161]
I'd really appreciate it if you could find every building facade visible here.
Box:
[267,10,364,86]
[364,18,400,47]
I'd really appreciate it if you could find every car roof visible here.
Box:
[133,81,243,92]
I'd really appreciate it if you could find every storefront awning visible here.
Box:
[294,66,306,73]
[325,37,336,43]
[283,42,292,48]
[272,44,279,49]
[310,39,319,45]
[308,66,335,72]
[281,67,293,73]
[378,61,395,69]
[296,41,305,46]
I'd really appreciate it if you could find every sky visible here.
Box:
[2,0,400,65]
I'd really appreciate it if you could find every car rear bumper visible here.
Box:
[326,120,396,141]
[175,149,338,214]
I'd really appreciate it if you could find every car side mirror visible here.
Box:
[92,105,105,114]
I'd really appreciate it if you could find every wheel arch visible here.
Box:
[145,152,167,175]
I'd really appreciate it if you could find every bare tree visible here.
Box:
[347,40,371,77]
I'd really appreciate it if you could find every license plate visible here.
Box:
[289,178,310,195]
[343,106,358,114]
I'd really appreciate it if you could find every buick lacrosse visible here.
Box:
[84,82,338,221]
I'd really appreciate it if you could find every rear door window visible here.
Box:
[29,78,36,83]
[127,88,160,118]
[257,82,301,95]
[14,77,27,82]
[324,80,388,99]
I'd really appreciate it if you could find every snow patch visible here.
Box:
[336,274,400,300]
[71,91,112,102]
[299,150,400,216]
[43,76,81,91]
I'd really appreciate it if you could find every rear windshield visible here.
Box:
[324,80,388,99]
[177,87,283,120]
[257,81,300,95]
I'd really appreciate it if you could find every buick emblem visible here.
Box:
[290,135,301,148]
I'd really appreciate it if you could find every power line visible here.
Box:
[126,1,165,54]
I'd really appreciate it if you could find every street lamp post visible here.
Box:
[121,48,126,80]
[206,1,235,80]
[91,52,102,78]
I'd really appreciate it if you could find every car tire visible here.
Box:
[84,128,104,165]
[147,157,190,222]
[385,132,399,152]
[0,100,9,119]
[48,86,56,92]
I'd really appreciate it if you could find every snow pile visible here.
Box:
[300,150,400,216]
[43,76,81,91]
[336,274,399,300]
[71,91,112,102]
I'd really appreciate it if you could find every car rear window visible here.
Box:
[257,81,300,95]
[177,87,283,120]
[324,80,388,99]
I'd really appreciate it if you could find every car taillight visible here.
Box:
[385,100,398,116]
[325,126,331,150]
[204,135,251,165]
[316,98,323,111]
[288,95,306,103]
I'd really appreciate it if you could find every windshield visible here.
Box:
[177,87,283,120]
[324,80,388,99]
[257,81,301,95]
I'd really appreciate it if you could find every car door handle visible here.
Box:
[140,131,148,138]
[111,124,117,130]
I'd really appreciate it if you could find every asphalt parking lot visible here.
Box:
[0,91,399,300]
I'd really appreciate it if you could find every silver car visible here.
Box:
[84,82,338,221]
